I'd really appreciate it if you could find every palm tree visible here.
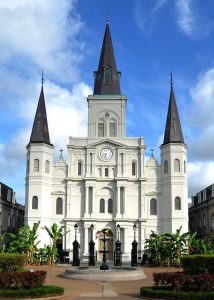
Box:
[145,231,166,265]
[43,223,64,265]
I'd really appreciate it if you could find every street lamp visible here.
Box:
[74,223,78,240]
[133,224,137,241]
[116,224,120,241]
[90,224,94,240]
[131,223,138,267]
[89,224,95,266]
[72,223,80,266]
[114,224,122,266]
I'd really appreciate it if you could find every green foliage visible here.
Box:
[181,255,214,275]
[140,287,214,299]
[0,285,64,298]
[0,253,27,272]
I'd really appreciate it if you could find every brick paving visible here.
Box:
[31,264,181,300]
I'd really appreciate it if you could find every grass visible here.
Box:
[0,285,64,298]
[140,287,214,300]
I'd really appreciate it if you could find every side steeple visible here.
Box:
[93,22,121,95]
[162,76,184,146]
[30,77,51,145]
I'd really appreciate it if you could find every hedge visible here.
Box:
[0,253,27,272]
[153,272,214,292]
[0,285,64,298]
[0,271,47,290]
[181,255,214,275]
[140,287,214,300]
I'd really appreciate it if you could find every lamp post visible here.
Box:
[131,223,138,266]
[72,223,80,266]
[89,224,95,266]
[114,224,122,266]
[100,229,109,270]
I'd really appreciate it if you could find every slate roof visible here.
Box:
[162,84,184,145]
[93,23,121,95]
[30,86,52,145]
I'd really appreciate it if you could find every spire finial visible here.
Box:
[105,8,110,24]
[150,148,154,158]
[41,71,44,87]
[170,71,173,87]
[59,149,63,158]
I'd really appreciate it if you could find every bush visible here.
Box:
[0,253,27,272]
[153,272,214,292]
[0,285,64,298]
[181,255,214,275]
[0,271,46,290]
[140,287,214,299]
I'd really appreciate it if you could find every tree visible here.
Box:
[43,223,64,265]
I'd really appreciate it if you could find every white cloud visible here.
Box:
[175,0,195,36]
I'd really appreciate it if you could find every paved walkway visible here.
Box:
[31,265,180,300]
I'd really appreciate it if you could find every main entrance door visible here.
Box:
[97,229,113,261]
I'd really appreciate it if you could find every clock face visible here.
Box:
[100,148,113,160]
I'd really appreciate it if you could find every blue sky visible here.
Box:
[0,0,214,204]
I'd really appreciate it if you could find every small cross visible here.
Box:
[60,149,63,158]
[170,71,173,86]
[41,71,44,86]
[105,8,110,23]
[35,120,42,132]
[150,148,154,157]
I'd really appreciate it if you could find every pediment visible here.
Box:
[51,190,65,195]
[145,191,161,196]
[86,139,127,149]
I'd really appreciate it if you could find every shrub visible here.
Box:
[153,272,214,292]
[0,253,27,272]
[0,271,46,290]
[140,287,214,300]
[181,255,214,275]
[0,285,64,298]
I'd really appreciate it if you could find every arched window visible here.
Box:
[184,160,186,173]
[104,65,112,84]
[109,123,117,137]
[108,199,113,213]
[174,159,180,172]
[100,199,105,213]
[78,161,82,176]
[98,167,102,177]
[175,197,181,210]
[34,159,39,172]
[56,198,63,215]
[150,198,157,215]
[164,160,168,173]
[32,196,38,209]
[98,123,104,137]
[132,162,136,176]
[45,160,50,173]
[105,168,109,177]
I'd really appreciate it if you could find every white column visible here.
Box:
[92,187,96,216]
[140,148,144,177]
[123,186,127,217]
[140,183,145,219]
[84,227,89,255]
[116,186,121,217]
[84,186,89,216]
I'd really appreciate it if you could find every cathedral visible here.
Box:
[25,23,188,261]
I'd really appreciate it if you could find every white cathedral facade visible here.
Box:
[25,23,188,262]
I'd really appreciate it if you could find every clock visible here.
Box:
[100,148,113,160]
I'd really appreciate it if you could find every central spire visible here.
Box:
[93,23,121,95]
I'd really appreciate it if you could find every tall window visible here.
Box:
[98,123,104,137]
[105,168,109,177]
[174,159,180,172]
[100,199,105,213]
[108,199,113,213]
[175,197,181,210]
[132,162,136,176]
[109,123,117,137]
[104,65,112,84]
[32,196,38,209]
[34,159,39,172]
[164,160,168,173]
[45,160,50,173]
[56,198,63,215]
[78,161,82,176]
[150,198,157,215]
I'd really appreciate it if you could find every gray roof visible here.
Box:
[162,85,184,145]
[93,23,121,95]
[30,86,51,145]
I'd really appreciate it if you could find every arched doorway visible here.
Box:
[96,229,113,261]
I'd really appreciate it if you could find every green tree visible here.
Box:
[43,223,64,265]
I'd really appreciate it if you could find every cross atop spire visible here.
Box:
[162,77,184,146]
[170,71,173,87]
[41,71,44,87]
[150,148,154,157]
[93,23,121,95]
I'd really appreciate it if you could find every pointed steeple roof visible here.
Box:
[30,83,52,145]
[93,22,121,95]
[162,78,184,146]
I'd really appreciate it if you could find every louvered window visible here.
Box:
[98,123,104,137]
[109,123,117,137]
